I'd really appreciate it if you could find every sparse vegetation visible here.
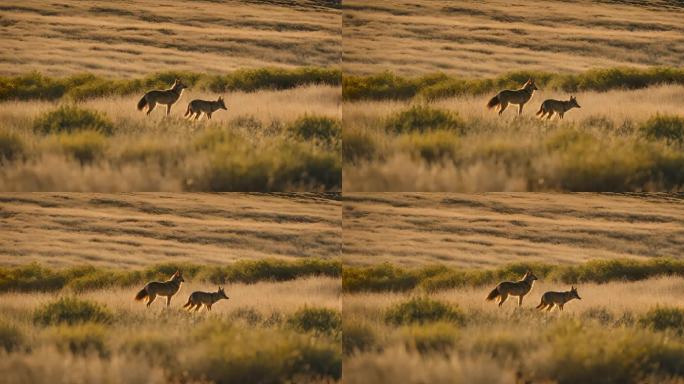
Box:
[33,297,113,325]
[384,297,465,326]
[33,105,114,135]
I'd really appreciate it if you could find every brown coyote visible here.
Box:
[486,271,538,307]
[183,286,229,311]
[536,96,581,119]
[137,79,187,116]
[134,270,184,308]
[183,96,227,120]
[536,286,581,311]
[486,79,538,116]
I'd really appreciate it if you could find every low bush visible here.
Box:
[33,297,113,325]
[50,323,110,357]
[288,115,340,146]
[0,128,25,162]
[342,320,376,355]
[639,307,684,335]
[403,322,459,355]
[58,130,107,164]
[342,126,378,163]
[33,105,114,135]
[287,307,341,337]
[384,297,466,326]
[0,321,24,352]
[385,105,465,134]
[640,114,684,145]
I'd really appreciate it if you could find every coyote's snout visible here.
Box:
[536,96,581,120]
[486,271,538,307]
[137,79,187,116]
[536,286,581,311]
[183,286,229,312]
[184,96,227,120]
[486,79,538,116]
[134,270,184,308]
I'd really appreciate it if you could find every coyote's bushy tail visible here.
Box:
[486,95,500,109]
[137,96,147,111]
[134,288,148,301]
[184,105,192,117]
[536,105,544,116]
[486,287,499,301]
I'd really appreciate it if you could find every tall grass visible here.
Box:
[0,259,341,293]
[343,258,684,293]
[343,67,684,101]
[0,68,341,101]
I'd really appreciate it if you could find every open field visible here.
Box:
[0,83,341,191]
[0,0,341,77]
[343,0,684,76]
[0,193,341,267]
[0,192,342,383]
[343,193,684,384]
[343,82,684,191]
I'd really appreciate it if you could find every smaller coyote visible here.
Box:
[137,79,187,116]
[486,271,538,307]
[536,96,581,119]
[486,79,538,116]
[536,286,582,311]
[184,96,227,120]
[134,270,184,308]
[183,286,229,311]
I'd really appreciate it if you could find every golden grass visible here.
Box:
[0,0,341,77]
[343,193,684,267]
[343,84,684,191]
[343,0,684,76]
[0,193,341,268]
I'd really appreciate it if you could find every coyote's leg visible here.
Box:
[498,102,508,115]
[195,304,201,312]
[166,296,172,307]
[194,112,201,120]
[183,298,192,309]
[166,104,172,116]
[498,293,508,307]
[559,304,564,311]
[518,295,524,307]
[559,112,564,119]
[146,102,156,115]
[518,104,524,115]
[546,111,554,120]
[536,301,547,310]
[207,304,212,311]
[207,112,212,120]
[146,294,157,307]
[546,303,554,312]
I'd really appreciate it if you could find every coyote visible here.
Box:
[536,96,581,119]
[183,286,229,311]
[184,96,227,120]
[486,271,538,307]
[486,79,538,116]
[134,270,184,308]
[536,286,582,311]
[137,79,187,116]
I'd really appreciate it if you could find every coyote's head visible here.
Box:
[217,286,229,299]
[569,96,581,108]
[172,79,187,91]
[523,270,538,282]
[172,270,185,283]
[524,78,538,91]
[570,286,581,300]
[217,96,227,110]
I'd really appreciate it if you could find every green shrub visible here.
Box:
[0,321,23,352]
[343,263,421,292]
[287,307,341,337]
[404,322,459,355]
[342,320,376,355]
[343,71,419,101]
[288,115,340,145]
[385,105,466,134]
[58,130,107,163]
[33,297,113,325]
[50,323,109,357]
[398,130,460,163]
[33,105,114,135]
[343,126,378,163]
[0,128,24,162]
[120,333,178,366]
[384,297,466,326]
[640,114,684,145]
[229,307,264,326]
[639,307,684,335]
[183,321,341,383]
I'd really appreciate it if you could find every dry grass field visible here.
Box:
[343,0,684,76]
[0,193,342,383]
[0,192,341,267]
[0,0,341,77]
[342,0,684,191]
[343,193,684,384]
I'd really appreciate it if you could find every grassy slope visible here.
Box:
[343,193,684,267]
[343,0,684,76]
[0,193,341,268]
[0,0,341,77]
